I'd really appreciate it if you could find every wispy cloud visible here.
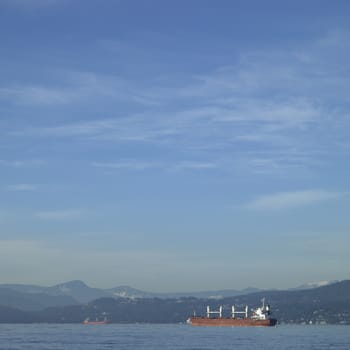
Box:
[246,190,346,210]
[0,86,71,105]
[35,209,83,220]
[3,29,350,178]
[92,160,217,172]
[169,161,217,171]
[92,161,161,171]
[244,153,324,175]
[9,97,320,151]
[0,159,45,168]
[6,184,38,191]
[0,71,159,107]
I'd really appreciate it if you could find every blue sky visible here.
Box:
[0,0,349,291]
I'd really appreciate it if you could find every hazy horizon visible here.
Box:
[1,0,349,292]
[0,277,342,294]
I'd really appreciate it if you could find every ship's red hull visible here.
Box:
[190,317,277,327]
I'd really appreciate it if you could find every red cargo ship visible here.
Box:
[188,298,277,327]
[83,317,110,325]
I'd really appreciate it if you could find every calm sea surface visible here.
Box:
[0,324,349,350]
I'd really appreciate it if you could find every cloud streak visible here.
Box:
[2,29,350,179]
[92,160,217,172]
[246,190,346,210]
[0,159,45,168]
[6,184,38,191]
[0,71,159,107]
[0,86,71,105]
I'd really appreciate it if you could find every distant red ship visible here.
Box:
[188,298,277,327]
[83,317,110,325]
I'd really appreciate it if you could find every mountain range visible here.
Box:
[0,279,339,311]
[0,280,263,310]
[0,280,349,324]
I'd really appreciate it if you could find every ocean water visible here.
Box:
[0,324,349,350]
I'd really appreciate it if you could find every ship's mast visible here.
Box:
[206,306,223,318]
[231,305,248,318]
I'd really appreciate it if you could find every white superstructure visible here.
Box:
[251,298,271,320]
